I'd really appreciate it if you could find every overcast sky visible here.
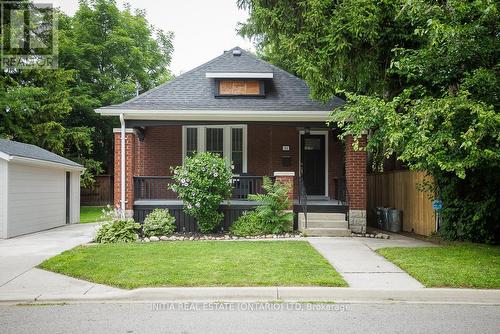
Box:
[42,0,254,75]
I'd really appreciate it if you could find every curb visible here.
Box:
[2,287,500,305]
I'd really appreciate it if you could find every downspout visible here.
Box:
[120,113,126,218]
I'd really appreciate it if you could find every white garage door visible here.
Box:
[7,163,67,237]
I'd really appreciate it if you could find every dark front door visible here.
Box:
[301,134,326,196]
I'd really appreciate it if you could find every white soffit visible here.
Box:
[205,72,274,79]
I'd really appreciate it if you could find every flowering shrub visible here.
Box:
[100,204,124,222]
[170,152,232,233]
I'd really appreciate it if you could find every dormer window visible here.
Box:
[215,79,265,97]
[218,80,262,96]
[206,72,272,98]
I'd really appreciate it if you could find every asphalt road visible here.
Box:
[1,302,499,333]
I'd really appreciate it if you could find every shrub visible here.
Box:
[230,177,293,236]
[170,152,232,233]
[94,219,141,243]
[437,170,500,244]
[143,209,176,237]
[230,211,266,236]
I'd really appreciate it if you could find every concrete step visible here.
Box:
[306,220,348,229]
[302,212,346,221]
[302,228,352,237]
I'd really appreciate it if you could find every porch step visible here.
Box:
[298,212,351,237]
[305,220,348,229]
[301,228,352,237]
[304,212,347,221]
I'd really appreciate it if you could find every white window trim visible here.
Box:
[182,125,247,174]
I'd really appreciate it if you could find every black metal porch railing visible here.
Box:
[231,175,269,199]
[334,177,348,204]
[134,176,177,201]
[298,176,308,229]
[134,175,271,201]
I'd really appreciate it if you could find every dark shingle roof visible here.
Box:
[0,139,82,168]
[99,47,344,112]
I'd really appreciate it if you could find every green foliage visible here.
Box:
[437,170,500,244]
[241,0,500,243]
[94,219,141,243]
[238,0,402,99]
[230,211,266,237]
[378,243,500,289]
[231,177,293,236]
[143,209,176,237]
[170,152,233,233]
[39,241,347,288]
[80,206,107,223]
[1,0,174,186]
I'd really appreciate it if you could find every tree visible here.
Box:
[239,0,500,243]
[58,0,174,175]
[0,0,174,187]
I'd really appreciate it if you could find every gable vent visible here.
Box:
[232,49,242,56]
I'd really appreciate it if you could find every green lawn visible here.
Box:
[80,206,106,223]
[39,241,347,289]
[377,243,500,289]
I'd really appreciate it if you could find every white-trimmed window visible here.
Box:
[182,125,247,174]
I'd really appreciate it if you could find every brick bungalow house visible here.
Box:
[96,47,367,235]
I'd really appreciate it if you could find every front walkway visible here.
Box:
[0,223,121,301]
[307,234,436,289]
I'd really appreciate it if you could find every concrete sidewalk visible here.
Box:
[307,235,435,289]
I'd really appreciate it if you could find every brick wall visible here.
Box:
[114,131,135,210]
[134,126,182,176]
[329,133,345,199]
[118,125,346,203]
[248,125,299,197]
[345,134,367,210]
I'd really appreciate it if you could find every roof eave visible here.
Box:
[95,108,333,122]
[8,155,85,171]
[205,72,274,79]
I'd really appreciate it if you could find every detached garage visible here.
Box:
[0,139,83,238]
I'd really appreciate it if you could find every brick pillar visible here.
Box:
[345,134,367,233]
[114,129,135,217]
[273,172,295,210]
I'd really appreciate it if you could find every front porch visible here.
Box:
[132,174,349,233]
[114,122,367,233]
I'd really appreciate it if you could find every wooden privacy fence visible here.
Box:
[81,175,114,206]
[367,171,435,236]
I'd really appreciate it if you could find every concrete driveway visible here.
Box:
[0,223,121,301]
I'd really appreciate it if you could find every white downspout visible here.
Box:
[120,113,126,218]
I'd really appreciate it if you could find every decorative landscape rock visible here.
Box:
[351,232,390,239]
[137,231,304,242]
